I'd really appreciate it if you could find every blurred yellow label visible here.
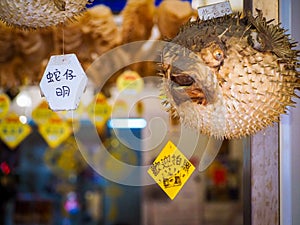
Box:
[32,100,57,125]
[0,93,10,118]
[0,113,31,149]
[39,116,72,148]
[148,141,195,200]
[111,99,128,117]
[88,93,111,128]
[116,70,144,94]
[44,137,87,177]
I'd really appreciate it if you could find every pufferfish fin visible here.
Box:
[247,9,297,60]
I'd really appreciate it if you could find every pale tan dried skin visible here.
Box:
[156,0,195,39]
[161,12,300,139]
[0,5,120,87]
[0,23,14,63]
[79,5,121,59]
[0,22,54,87]
[121,0,155,43]
[54,5,120,69]
[14,29,54,84]
[218,37,297,138]
[0,0,89,28]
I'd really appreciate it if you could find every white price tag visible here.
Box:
[197,1,232,20]
[39,54,88,111]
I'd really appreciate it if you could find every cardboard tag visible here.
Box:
[0,112,31,149]
[39,54,88,111]
[148,141,195,200]
[197,1,232,20]
[38,115,72,148]
[0,93,10,118]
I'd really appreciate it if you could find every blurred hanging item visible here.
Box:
[156,0,196,39]
[44,137,87,178]
[14,28,54,85]
[0,22,17,88]
[0,0,92,29]
[0,22,54,87]
[54,5,121,68]
[160,9,300,140]
[121,0,155,43]
[0,93,10,119]
[0,112,32,149]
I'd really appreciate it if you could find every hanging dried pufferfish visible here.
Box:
[160,10,300,139]
[0,0,92,29]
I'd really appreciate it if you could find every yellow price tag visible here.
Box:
[88,93,111,128]
[0,93,10,118]
[32,100,58,125]
[0,113,31,149]
[116,70,144,94]
[148,141,195,200]
[38,116,72,148]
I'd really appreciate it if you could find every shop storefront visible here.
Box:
[0,0,299,225]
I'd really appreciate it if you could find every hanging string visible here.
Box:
[62,25,65,55]
[61,7,66,56]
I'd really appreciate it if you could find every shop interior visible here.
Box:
[0,0,299,225]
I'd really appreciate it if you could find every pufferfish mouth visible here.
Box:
[168,68,208,106]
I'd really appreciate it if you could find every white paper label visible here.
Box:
[39,54,88,111]
[197,1,232,20]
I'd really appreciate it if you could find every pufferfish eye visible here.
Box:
[213,49,224,61]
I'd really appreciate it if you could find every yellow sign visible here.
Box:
[88,93,111,128]
[148,141,195,200]
[44,137,87,177]
[116,70,144,94]
[32,100,58,125]
[39,116,72,148]
[0,93,10,118]
[0,113,31,149]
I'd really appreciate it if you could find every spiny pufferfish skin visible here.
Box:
[0,0,92,29]
[160,10,300,139]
